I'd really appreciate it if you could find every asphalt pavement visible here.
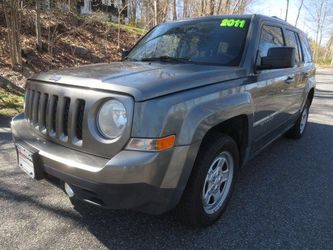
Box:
[0,69,332,249]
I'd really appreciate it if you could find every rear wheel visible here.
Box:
[177,133,239,228]
[287,99,310,139]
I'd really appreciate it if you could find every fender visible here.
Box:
[301,69,316,109]
[177,92,255,145]
[162,92,255,205]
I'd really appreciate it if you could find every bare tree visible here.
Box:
[173,0,177,20]
[304,0,331,62]
[329,35,333,65]
[224,0,231,14]
[3,0,22,68]
[48,0,259,31]
[117,2,129,48]
[67,0,77,13]
[36,0,43,50]
[209,0,215,15]
[129,0,138,24]
[154,0,158,25]
[183,0,189,18]
[295,0,304,26]
[285,0,289,21]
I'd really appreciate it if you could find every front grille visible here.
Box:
[25,88,85,145]
[23,80,132,158]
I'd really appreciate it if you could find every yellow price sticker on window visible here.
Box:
[220,19,246,28]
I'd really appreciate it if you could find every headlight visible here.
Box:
[97,100,128,139]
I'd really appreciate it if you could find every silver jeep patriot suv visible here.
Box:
[11,14,315,227]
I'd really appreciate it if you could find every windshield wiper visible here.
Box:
[140,56,191,63]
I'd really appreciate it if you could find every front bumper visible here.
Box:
[11,113,199,214]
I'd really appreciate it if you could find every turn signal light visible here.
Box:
[126,135,176,152]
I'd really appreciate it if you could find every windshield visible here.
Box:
[127,18,250,66]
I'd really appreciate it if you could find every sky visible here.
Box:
[249,0,307,30]
[248,0,322,42]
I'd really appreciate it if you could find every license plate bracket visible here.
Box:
[16,144,43,180]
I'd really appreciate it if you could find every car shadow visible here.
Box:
[0,115,11,128]
[0,115,13,146]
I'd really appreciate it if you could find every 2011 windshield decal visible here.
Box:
[220,19,246,28]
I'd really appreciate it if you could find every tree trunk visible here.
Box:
[3,0,22,68]
[36,0,42,50]
[200,0,205,16]
[173,0,177,20]
[217,0,223,14]
[117,3,128,48]
[314,0,326,62]
[295,0,304,27]
[224,0,231,14]
[209,0,215,15]
[329,37,333,66]
[118,13,121,48]
[183,0,188,18]
[154,0,158,25]
[129,0,137,25]
[68,0,77,13]
[285,0,289,21]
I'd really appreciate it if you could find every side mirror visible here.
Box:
[121,49,130,60]
[259,47,295,70]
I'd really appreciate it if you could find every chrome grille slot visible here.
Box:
[24,89,31,119]
[32,91,41,126]
[75,99,85,141]
[28,90,35,121]
[63,97,70,137]
[38,93,49,133]
[50,95,58,136]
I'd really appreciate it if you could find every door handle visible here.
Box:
[285,76,295,84]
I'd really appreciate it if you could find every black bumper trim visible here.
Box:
[43,164,179,215]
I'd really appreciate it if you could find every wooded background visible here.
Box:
[1,0,333,77]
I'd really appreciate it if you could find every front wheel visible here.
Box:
[177,133,239,228]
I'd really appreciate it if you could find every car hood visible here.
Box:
[30,62,247,101]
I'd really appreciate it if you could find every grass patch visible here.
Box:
[106,22,147,36]
[0,88,24,117]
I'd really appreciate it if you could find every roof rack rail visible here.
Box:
[271,16,285,21]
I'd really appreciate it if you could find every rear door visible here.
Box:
[298,33,316,105]
[282,29,305,115]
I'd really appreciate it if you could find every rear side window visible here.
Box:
[285,30,301,64]
[259,25,284,58]
[299,34,313,63]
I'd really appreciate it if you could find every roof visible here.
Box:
[165,14,305,35]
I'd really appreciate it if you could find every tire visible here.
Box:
[177,133,239,228]
[286,99,310,139]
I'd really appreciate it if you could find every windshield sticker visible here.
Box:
[220,19,246,28]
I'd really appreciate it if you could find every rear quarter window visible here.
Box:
[299,34,313,63]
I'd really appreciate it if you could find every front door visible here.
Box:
[252,24,293,151]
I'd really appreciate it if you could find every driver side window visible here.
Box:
[259,25,284,59]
